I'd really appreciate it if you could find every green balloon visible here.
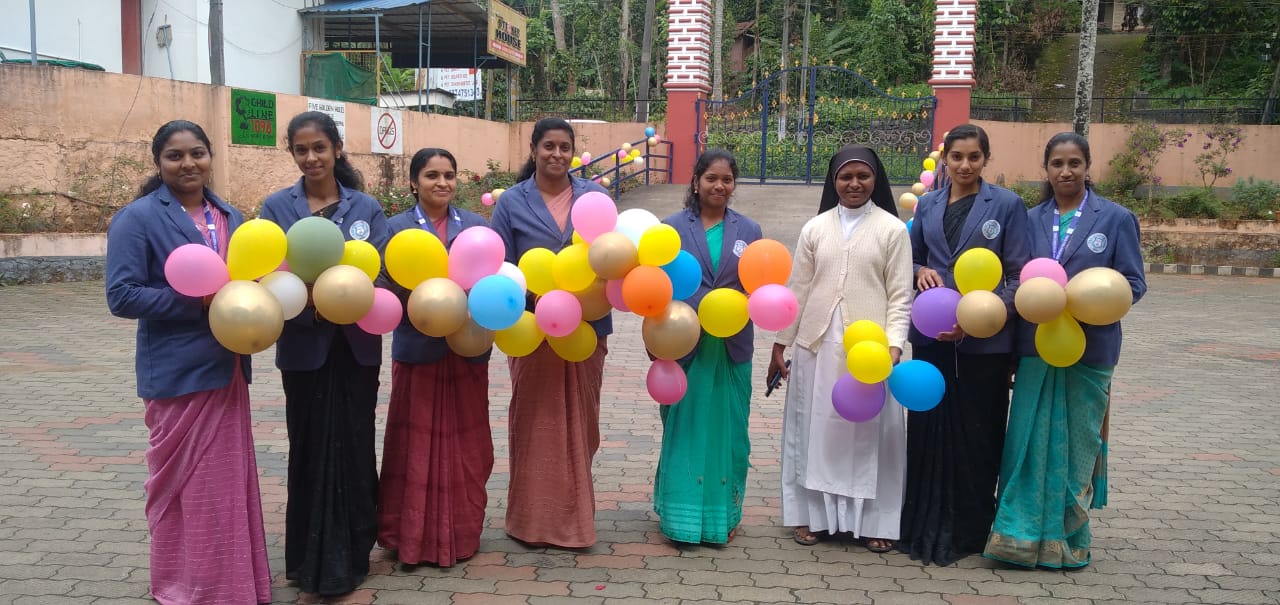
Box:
[285,216,345,282]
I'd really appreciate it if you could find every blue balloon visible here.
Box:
[644,126,656,137]
[661,250,702,301]
[905,218,914,232]
[887,360,946,412]
[467,275,525,331]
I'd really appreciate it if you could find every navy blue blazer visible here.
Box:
[488,176,614,338]
[259,178,391,371]
[379,205,492,364]
[1016,193,1147,366]
[662,207,762,364]
[106,184,252,399]
[909,180,1031,354]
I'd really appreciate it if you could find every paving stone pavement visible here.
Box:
[1,184,1278,605]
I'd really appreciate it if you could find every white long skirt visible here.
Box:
[780,310,906,539]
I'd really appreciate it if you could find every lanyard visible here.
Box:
[1051,191,1087,261]
[414,204,460,234]
[201,201,219,253]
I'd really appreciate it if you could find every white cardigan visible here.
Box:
[776,205,914,351]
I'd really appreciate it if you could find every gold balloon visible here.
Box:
[587,231,640,280]
[956,290,1007,338]
[446,318,495,357]
[898,192,919,211]
[1035,312,1086,367]
[209,280,285,355]
[642,300,701,360]
[1015,277,1068,324]
[312,265,375,324]
[910,182,926,196]
[408,277,468,337]
[1065,267,1133,326]
[576,279,613,321]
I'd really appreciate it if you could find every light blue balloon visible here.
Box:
[644,126,656,138]
[905,218,914,232]
[467,275,525,331]
[661,250,702,301]
[887,360,945,412]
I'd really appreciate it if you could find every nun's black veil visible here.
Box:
[817,144,899,218]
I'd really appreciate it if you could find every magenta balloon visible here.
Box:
[646,359,688,405]
[911,286,962,339]
[356,287,403,335]
[570,191,618,243]
[831,374,886,422]
[164,243,229,297]
[747,284,799,331]
[605,279,630,312]
[534,289,583,337]
[1020,257,1069,287]
[448,226,505,289]
[920,170,936,188]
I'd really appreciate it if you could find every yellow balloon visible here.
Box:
[846,340,892,384]
[587,231,639,280]
[637,224,681,266]
[548,321,598,362]
[954,247,1003,294]
[495,311,545,357]
[446,318,495,357]
[552,243,597,293]
[518,248,558,296]
[1065,267,1133,326]
[911,182,926,197]
[843,319,889,352]
[923,157,937,172]
[312,265,375,325]
[227,218,287,281]
[385,229,447,289]
[208,280,284,355]
[642,300,700,360]
[575,279,612,321]
[571,157,583,168]
[492,188,506,202]
[341,239,381,282]
[408,277,468,336]
[697,288,749,338]
[956,290,1008,338]
[601,177,612,187]
[572,231,585,245]
[1015,277,1068,324]
[898,192,919,211]
[1035,312,1086,367]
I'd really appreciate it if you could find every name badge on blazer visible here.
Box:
[349,219,371,241]
[733,240,747,257]
[1087,232,1108,253]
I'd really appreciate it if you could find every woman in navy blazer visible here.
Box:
[375,148,494,567]
[900,124,1031,566]
[106,120,271,604]
[653,149,762,544]
[258,111,389,597]
[488,118,612,548]
[985,132,1146,569]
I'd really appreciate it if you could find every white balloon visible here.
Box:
[497,261,527,294]
[615,208,660,246]
[259,271,308,320]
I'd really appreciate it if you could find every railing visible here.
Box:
[516,98,667,123]
[971,96,1279,125]
[569,137,674,199]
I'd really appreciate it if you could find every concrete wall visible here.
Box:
[0,0,124,71]
[973,120,1280,188]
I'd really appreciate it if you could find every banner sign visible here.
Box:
[231,89,276,146]
[487,0,527,67]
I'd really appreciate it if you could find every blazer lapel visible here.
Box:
[157,185,206,245]
[951,183,994,257]
[288,179,311,220]
[921,193,951,263]
[443,205,464,247]
[525,180,566,242]
[207,190,242,233]
[714,210,741,284]
[1059,198,1101,264]
[680,210,714,284]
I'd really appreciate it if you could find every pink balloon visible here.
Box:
[481,192,495,206]
[605,279,630,312]
[920,170,936,188]
[747,284,799,331]
[534,290,583,337]
[356,287,403,335]
[570,191,618,243]
[617,149,628,161]
[164,243,229,297]
[652,134,662,143]
[1020,257,1069,287]
[647,359,688,405]
[449,226,506,289]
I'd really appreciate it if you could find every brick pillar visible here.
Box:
[929,0,977,144]
[664,0,711,185]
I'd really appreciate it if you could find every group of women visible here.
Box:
[104,113,1143,604]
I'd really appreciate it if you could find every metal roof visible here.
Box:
[300,0,505,69]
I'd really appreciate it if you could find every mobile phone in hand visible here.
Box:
[765,360,790,397]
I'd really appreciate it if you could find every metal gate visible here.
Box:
[696,66,936,184]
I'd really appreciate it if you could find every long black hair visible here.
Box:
[408,147,458,197]
[287,111,364,191]
[516,117,576,182]
[1040,131,1093,203]
[685,148,738,215]
[817,145,898,217]
[137,120,212,197]
[942,123,991,159]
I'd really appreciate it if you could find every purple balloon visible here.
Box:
[831,374,886,423]
[912,287,962,339]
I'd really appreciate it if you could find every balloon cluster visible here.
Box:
[910,247,1007,345]
[898,142,946,231]
[480,187,507,207]
[833,320,946,422]
[1014,259,1132,367]
[616,143,646,167]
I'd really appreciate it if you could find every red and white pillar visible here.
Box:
[664,0,711,184]
[929,0,977,143]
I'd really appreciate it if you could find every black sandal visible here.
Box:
[865,538,894,553]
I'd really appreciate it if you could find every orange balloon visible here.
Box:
[738,239,792,294]
[621,265,673,317]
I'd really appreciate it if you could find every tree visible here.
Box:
[551,0,577,95]
[1073,0,1098,136]
[620,0,631,101]
[636,0,657,121]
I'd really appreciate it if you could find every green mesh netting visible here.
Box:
[303,52,376,105]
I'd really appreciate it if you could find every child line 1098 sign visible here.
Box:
[231,89,276,147]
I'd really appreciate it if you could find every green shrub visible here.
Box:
[1161,189,1221,219]
[1226,177,1280,220]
